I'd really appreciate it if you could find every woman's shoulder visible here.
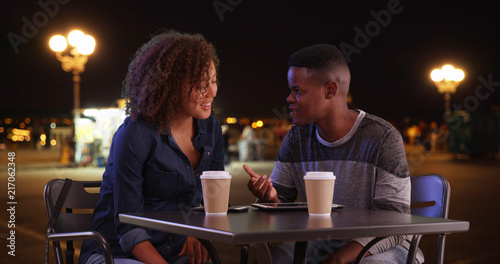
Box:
[115,115,158,139]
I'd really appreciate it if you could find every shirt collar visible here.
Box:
[195,118,208,135]
[165,117,210,149]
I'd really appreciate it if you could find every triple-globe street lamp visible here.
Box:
[430,64,465,115]
[49,30,95,162]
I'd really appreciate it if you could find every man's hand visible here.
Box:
[243,164,278,203]
[178,236,209,264]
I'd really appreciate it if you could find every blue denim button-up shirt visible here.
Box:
[80,115,224,263]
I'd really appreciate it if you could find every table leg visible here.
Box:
[251,243,273,264]
[294,241,307,264]
[198,239,221,264]
[240,245,249,264]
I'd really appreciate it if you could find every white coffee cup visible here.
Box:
[304,171,336,216]
[200,171,231,214]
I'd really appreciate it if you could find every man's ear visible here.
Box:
[325,81,338,99]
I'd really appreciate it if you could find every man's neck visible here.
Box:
[315,109,359,143]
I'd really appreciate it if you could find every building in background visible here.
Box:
[74,99,127,166]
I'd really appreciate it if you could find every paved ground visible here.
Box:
[0,146,499,263]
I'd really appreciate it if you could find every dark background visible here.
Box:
[2,0,499,122]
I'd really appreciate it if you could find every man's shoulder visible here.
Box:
[361,112,393,128]
[359,111,399,135]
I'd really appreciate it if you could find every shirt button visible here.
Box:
[196,173,199,177]
[207,151,211,156]
[167,246,170,249]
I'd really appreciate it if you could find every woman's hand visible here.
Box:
[178,236,210,264]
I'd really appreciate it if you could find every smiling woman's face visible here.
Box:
[179,61,217,120]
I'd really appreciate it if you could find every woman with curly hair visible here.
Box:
[79,30,223,264]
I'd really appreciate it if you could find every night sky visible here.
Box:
[2,0,499,122]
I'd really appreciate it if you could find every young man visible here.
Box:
[245,44,423,264]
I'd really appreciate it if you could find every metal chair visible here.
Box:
[44,179,114,264]
[408,174,450,264]
[354,174,451,264]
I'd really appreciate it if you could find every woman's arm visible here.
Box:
[111,121,156,255]
[132,240,169,264]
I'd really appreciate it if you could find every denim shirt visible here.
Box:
[79,115,224,264]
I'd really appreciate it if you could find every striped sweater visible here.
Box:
[270,110,424,262]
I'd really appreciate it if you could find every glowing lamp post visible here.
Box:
[430,64,465,114]
[49,30,95,163]
[50,30,95,120]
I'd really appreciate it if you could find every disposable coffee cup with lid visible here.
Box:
[200,170,232,179]
[303,171,336,180]
[200,171,232,214]
[304,171,336,216]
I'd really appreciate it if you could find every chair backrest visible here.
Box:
[410,174,451,264]
[45,179,101,233]
[44,179,102,263]
[410,174,450,218]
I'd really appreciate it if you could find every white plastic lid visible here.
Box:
[200,171,231,179]
[303,171,335,180]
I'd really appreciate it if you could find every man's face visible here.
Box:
[286,67,329,126]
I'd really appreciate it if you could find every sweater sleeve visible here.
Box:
[270,130,298,203]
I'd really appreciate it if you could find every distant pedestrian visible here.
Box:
[222,124,231,167]
[239,124,255,161]
[31,119,41,150]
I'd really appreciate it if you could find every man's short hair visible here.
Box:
[288,44,348,73]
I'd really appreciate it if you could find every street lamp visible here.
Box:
[430,64,465,114]
[49,30,95,163]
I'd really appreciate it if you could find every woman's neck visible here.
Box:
[170,117,200,171]
[170,116,195,136]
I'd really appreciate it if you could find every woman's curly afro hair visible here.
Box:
[122,29,219,133]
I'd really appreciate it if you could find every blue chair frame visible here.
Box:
[354,174,451,264]
[409,174,450,264]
